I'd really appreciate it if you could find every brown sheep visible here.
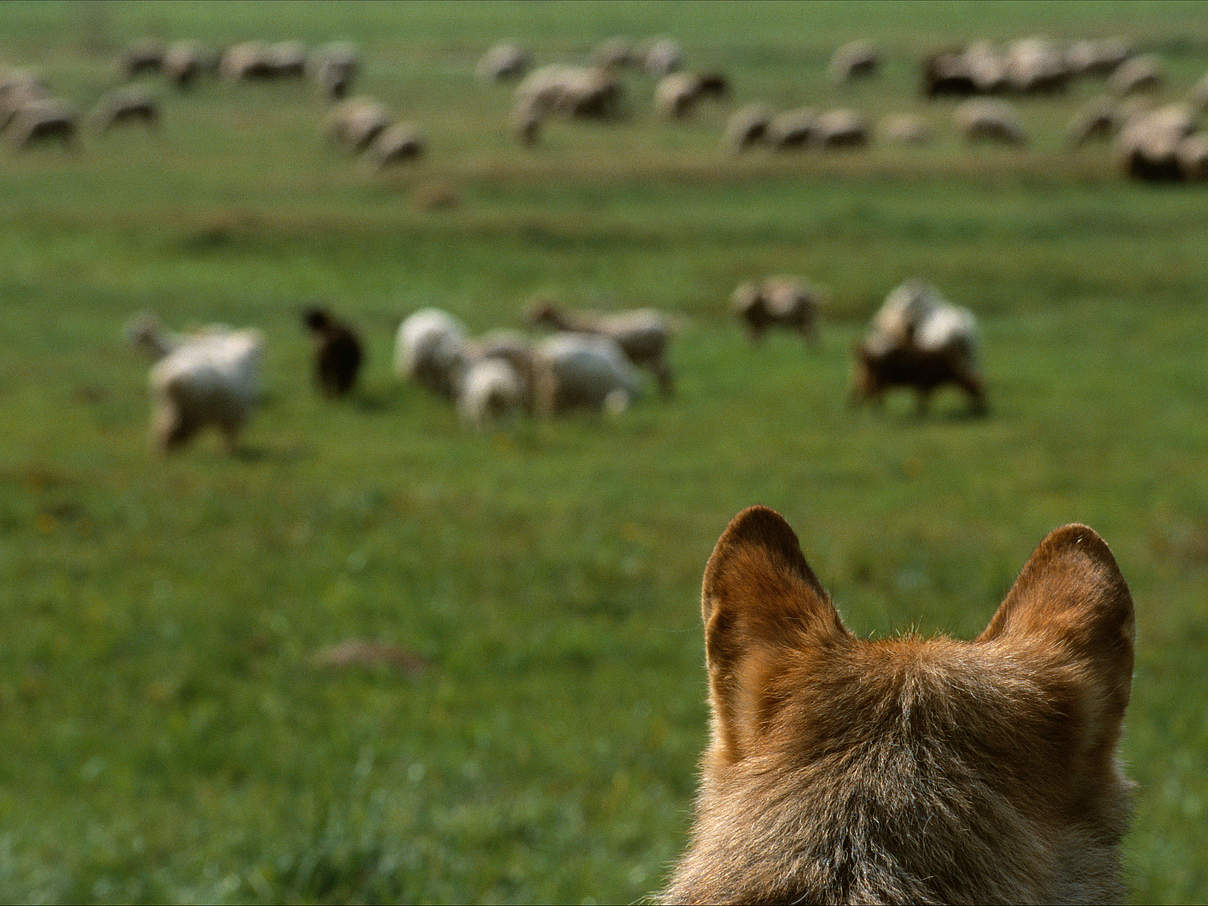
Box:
[851,340,987,414]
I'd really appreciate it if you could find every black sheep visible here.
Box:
[302,307,364,398]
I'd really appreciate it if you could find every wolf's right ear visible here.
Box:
[979,524,1134,745]
[701,506,847,761]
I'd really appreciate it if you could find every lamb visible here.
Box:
[642,38,683,77]
[731,276,823,344]
[91,87,158,134]
[852,280,985,414]
[302,306,364,398]
[829,40,880,83]
[766,107,816,149]
[953,98,1027,145]
[394,308,468,399]
[530,333,642,416]
[457,357,527,429]
[527,300,674,395]
[127,313,264,453]
[477,42,530,81]
[163,40,204,89]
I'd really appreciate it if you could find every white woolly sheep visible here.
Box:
[829,40,880,83]
[309,42,359,100]
[220,42,275,81]
[1004,36,1069,94]
[1109,54,1163,96]
[394,308,469,399]
[8,98,77,149]
[814,108,869,149]
[530,333,642,416]
[723,103,773,151]
[368,122,424,168]
[1065,36,1133,77]
[127,314,264,453]
[120,38,164,78]
[642,38,683,77]
[654,72,703,119]
[514,64,621,120]
[1115,103,1197,181]
[592,37,636,69]
[457,357,527,429]
[92,87,158,134]
[267,41,307,79]
[163,40,204,88]
[953,98,1027,145]
[325,96,390,150]
[767,107,816,149]
[732,277,823,344]
[1178,133,1208,180]
[527,301,675,395]
[477,42,530,81]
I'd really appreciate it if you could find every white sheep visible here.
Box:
[953,98,1027,145]
[723,103,773,151]
[127,315,264,454]
[814,108,869,149]
[767,107,816,149]
[1109,54,1163,96]
[829,40,880,84]
[477,42,530,81]
[732,276,824,343]
[867,280,978,369]
[531,333,642,416]
[457,357,526,429]
[394,308,468,399]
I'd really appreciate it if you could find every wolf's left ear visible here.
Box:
[701,506,848,761]
[980,524,1134,733]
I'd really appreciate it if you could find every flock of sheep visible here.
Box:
[123,275,984,453]
[4,30,1207,181]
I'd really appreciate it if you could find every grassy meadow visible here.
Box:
[2,1,1207,902]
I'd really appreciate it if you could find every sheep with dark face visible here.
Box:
[8,98,77,149]
[732,277,823,344]
[852,280,985,414]
[163,40,204,88]
[367,122,425,168]
[723,103,773,151]
[325,96,390,151]
[527,300,675,396]
[303,307,364,398]
[1115,103,1197,181]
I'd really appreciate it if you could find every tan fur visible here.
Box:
[664,506,1134,905]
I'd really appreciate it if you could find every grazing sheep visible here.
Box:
[829,40,880,83]
[220,41,275,82]
[954,98,1027,145]
[457,357,527,429]
[8,99,77,149]
[325,96,390,150]
[0,73,50,132]
[128,314,265,453]
[879,113,933,145]
[527,301,674,396]
[302,306,364,398]
[1065,36,1133,77]
[394,308,468,399]
[654,72,703,119]
[514,64,622,120]
[267,41,307,79]
[1178,133,1208,180]
[91,87,158,134]
[531,333,642,416]
[477,42,530,81]
[732,277,823,344]
[643,38,683,77]
[1115,103,1197,181]
[463,328,536,399]
[922,47,980,97]
[853,280,984,414]
[163,40,203,88]
[1004,36,1069,94]
[1109,54,1163,96]
[367,122,425,168]
[1066,95,1121,146]
[723,103,773,151]
[120,38,164,78]
[814,108,870,149]
[309,41,359,100]
[767,107,816,149]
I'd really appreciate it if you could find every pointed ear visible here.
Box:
[979,524,1134,736]
[701,506,848,761]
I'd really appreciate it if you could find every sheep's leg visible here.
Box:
[958,373,988,414]
[652,360,675,397]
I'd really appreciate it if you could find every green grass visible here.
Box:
[2,1,1207,902]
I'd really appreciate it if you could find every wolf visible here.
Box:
[663,506,1134,904]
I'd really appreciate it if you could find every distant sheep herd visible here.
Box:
[2,31,1208,181]
[121,272,986,452]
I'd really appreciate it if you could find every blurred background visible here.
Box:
[1,1,1205,902]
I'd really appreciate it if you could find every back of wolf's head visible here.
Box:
[664,506,1134,905]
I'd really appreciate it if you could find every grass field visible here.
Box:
[2,1,1207,902]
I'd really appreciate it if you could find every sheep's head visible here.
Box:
[526,298,562,327]
[303,306,333,333]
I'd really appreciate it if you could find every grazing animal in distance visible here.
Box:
[663,505,1135,905]
[302,306,364,398]
[732,276,824,344]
